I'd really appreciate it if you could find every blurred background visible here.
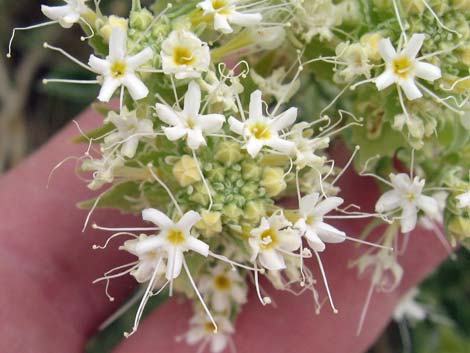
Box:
[0,1,468,352]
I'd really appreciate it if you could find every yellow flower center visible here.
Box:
[205,322,217,333]
[248,122,271,140]
[392,56,413,79]
[110,61,127,78]
[306,215,317,225]
[167,228,186,245]
[173,46,196,66]
[214,274,232,291]
[406,193,416,202]
[212,0,231,14]
[260,228,279,250]
[186,116,196,129]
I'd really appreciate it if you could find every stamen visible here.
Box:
[43,42,93,71]
[192,150,213,211]
[392,0,407,43]
[313,250,338,314]
[92,232,139,250]
[79,17,96,41]
[331,145,360,186]
[43,78,99,85]
[254,263,270,305]
[92,223,159,232]
[357,271,376,335]
[183,258,218,333]
[82,193,104,232]
[420,0,461,37]
[147,163,183,215]
[7,21,57,58]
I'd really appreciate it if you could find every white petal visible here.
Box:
[183,81,202,117]
[314,196,343,216]
[88,55,109,74]
[402,33,425,59]
[249,90,263,120]
[196,114,225,133]
[270,107,297,131]
[177,210,202,231]
[279,231,302,252]
[41,5,73,23]
[109,27,127,61]
[304,229,326,252]
[378,38,397,63]
[166,247,183,280]
[299,193,320,217]
[231,285,247,304]
[230,12,262,26]
[187,129,207,149]
[456,192,470,208]
[400,203,418,233]
[197,1,214,14]
[122,137,139,158]
[266,137,295,154]
[135,235,166,254]
[375,190,402,213]
[155,103,181,126]
[211,334,228,353]
[127,47,153,69]
[390,173,412,191]
[315,222,346,243]
[417,195,439,218]
[142,208,173,229]
[186,236,210,257]
[163,126,187,141]
[414,62,441,82]
[375,70,396,91]
[400,79,422,100]
[245,137,264,157]
[214,13,233,33]
[122,73,149,100]
[186,328,204,344]
[212,292,229,311]
[97,78,120,102]
[259,249,286,270]
[228,116,244,135]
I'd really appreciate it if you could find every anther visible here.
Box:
[263,296,272,304]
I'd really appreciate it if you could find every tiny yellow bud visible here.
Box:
[100,16,129,42]
[360,33,383,61]
[214,141,243,166]
[195,210,223,237]
[173,155,201,187]
[261,167,287,197]
[243,200,266,222]
[223,203,244,223]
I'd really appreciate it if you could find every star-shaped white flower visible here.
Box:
[375,33,441,100]
[161,30,210,79]
[197,0,262,34]
[130,209,209,280]
[198,264,247,312]
[41,0,88,28]
[104,108,154,158]
[249,212,302,270]
[155,81,225,150]
[295,192,346,252]
[88,27,153,102]
[375,173,439,233]
[228,90,297,157]
[289,122,329,170]
[186,312,234,353]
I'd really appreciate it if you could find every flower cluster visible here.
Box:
[9,0,470,351]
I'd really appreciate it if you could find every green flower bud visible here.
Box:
[130,9,154,30]
[189,183,210,206]
[241,182,259,200]
[242,160,262,180]
[243,200,266,223]
[173,155,201,187]
[195,210,223,237]
[215,141,243,166]
[223,203,244,223]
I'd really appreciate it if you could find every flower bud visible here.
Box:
[215,141,243,166]
[100,16,129,42]
[223,203,244,223]
[243,200,266,223]
[130,9,154,30]
[195,210,223,237]
[173,155,201,187]
[261,167,287,197]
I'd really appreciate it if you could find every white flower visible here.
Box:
[197,0,262,34]
[41,0,88,28]
[199,71,244,112]
[155,81,225,149]
[289,122,329,170]
[228,90,297,157]
[88,27,153,102]
[375,173,439,233]
[375,33,441,100]
[104,108,154,158]
[161,30,210,79]
[456,191,470,208]
[393,288,427,322]
[249,212,302,270]
[251,67,301,104]
[198,264,247,312]
[248,26,286,50]
[121,234,167,284]
[132,209,209,280]
[186,311,234,353]
[420,191,447,230]
[81,152,124,190]
[295,192,346,252]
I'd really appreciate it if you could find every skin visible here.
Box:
[0,107,448,353]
